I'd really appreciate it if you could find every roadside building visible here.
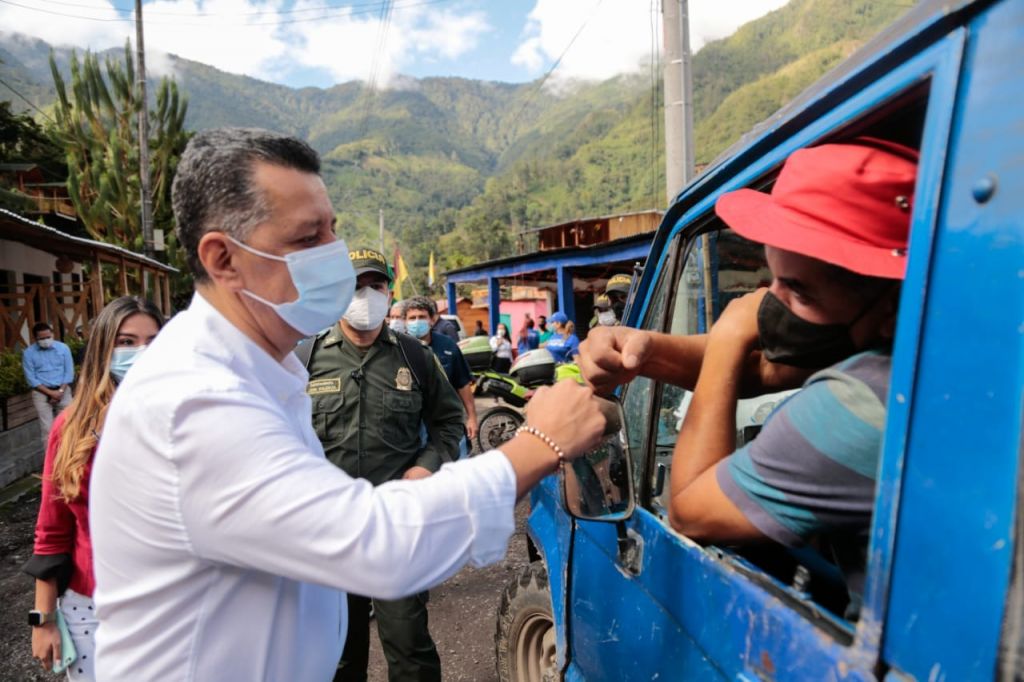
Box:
[444,210,660,338]
[0,207,176,487]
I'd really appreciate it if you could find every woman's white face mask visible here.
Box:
[343,286,390,331]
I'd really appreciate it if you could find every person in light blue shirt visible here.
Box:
[22,322,75,447]
[543,312,580,364]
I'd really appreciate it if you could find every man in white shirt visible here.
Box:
[89,128,606,681]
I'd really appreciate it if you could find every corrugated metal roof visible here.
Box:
[0,207,177,273]
[517,209,664,235]
[0,163,39,172]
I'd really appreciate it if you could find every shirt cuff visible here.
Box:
[415,448,443,473]
[22,553,72,594]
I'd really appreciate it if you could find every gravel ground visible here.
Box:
[365,501,531,682]
[0,489,50,682]
[0,488,532,682]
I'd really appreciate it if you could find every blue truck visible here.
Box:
[494,0,1024,679]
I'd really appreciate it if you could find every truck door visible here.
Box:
[562,26,967,678]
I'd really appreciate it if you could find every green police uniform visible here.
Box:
[307,248,464,682]
[308,323,463,480]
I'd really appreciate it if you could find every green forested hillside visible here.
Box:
[0,0,908,291]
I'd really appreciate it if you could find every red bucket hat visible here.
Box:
[715,137,918,279]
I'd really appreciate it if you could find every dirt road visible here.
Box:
[0,488,531,682]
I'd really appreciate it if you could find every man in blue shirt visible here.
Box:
[403,296,478,453]
[22,322,74,447]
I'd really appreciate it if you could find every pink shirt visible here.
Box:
[33,411,95,597]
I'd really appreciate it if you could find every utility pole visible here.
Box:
[378,208,385,253]
[662,0,695,202]
[135,0,154,259]
[663,1,712,330]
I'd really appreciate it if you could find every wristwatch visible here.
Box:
[28,610,56,627]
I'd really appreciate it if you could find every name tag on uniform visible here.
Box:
[307,378,342,395]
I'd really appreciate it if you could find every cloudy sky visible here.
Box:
[1,0,789,88]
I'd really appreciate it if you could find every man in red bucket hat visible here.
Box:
[578,138,917,614]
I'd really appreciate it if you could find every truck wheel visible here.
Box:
[496,562,558,682]
[477,406,524,452]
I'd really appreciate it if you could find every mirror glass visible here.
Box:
[561,398,635,522]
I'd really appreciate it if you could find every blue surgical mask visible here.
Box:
[110,345,147,383]
[406,319,430,339]
[228,236,356,337]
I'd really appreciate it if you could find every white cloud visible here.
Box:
[0,0,490,87]
[512,0,790,83]
[284,2,490,86]
[0,0,130,51]
[0,0,291,79]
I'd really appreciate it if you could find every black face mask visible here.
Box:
[757,290,884,369]
[611,300,626,321]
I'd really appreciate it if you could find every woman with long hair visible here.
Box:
[24,296,164,680]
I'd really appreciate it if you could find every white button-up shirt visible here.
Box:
[90,294,516,681]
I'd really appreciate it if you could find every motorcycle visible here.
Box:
[459,337,582,452]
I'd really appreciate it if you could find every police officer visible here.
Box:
[604,273,632,323]
[302,247,463,682]
[589,294,616,329]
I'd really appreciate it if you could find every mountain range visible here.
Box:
[0,0,907,286]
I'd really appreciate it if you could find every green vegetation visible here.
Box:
[0,0,909,295]
[49,44,191,298]
[50,44,187,251]
[0,100,65,212]
[0,350,29,400]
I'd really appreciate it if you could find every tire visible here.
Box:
[476,406,524,453]
[495,562,558,682]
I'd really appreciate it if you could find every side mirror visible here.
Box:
[560,396,635,522]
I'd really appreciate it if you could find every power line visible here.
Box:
[0,75,54,122]
[37,0,421,17]
[506,0,606,138]
[4,0,455,27]
[0,0,126,22]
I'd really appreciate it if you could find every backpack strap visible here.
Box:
[294,330,329,369]
[395,332,430,390]
[295,338,315,368]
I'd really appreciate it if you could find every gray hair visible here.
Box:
[403,295,437,319]
[171,127,321,281]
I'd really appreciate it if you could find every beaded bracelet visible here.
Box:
[516,425,567,470]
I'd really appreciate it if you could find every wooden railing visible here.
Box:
[29,195,77,217]
[0,283,94,351]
